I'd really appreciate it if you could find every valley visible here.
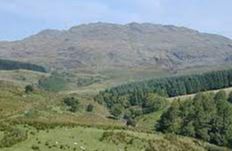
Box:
[1,67,232,150]
[1,23,232,151]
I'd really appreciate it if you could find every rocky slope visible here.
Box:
[0,22,232,71]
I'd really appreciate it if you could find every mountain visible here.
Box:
[1,22,232,71]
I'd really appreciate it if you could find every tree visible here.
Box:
[156,101,182,133]
[142,93,167,114]
[227,91,232,103]
[182,121,195,137]
[86,104,94,112]
[214,90,227,102]
[110,104,123,118]
[129,108,143,118]
[123,110,132,120]
[63,97,79,112]
[25,85,34,93]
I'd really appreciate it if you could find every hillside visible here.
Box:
[0,79,230,151]
[0,23,232,71]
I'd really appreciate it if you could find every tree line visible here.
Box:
[95,69,232,106]
[0,59,47,73]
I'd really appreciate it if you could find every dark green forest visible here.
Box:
[95,68,232,134]
[95,69,232,109]
[0,59,47,72]
[94,68,232,148]
[99,69,232,98]
[157,91,232,147]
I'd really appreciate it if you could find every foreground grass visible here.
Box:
[1,126,226,151]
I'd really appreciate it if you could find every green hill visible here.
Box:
[0,79,231,151]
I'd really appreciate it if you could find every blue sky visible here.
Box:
[0,0,232,40]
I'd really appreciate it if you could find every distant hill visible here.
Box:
[1,22,232,71]
[0,59,46,72]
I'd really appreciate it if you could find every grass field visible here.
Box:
[1,126,227,151]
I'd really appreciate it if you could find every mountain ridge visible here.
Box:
[0,22,232,71]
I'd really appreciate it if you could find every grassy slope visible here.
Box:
[169,87,232,101]
[0,70,49,87]
[63,67,170,96]
[1,64,231,97]
[0,80,230,151]
[1,67,232,150]
[1,126,227,151]
[0,80,122,127]
[65,65,232,96]
[136,109,166,132]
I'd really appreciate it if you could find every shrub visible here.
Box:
[126,118,137,127]
[110,104,123,118]
[86,104,94,112]
[64,97,79,112]
[0,128,28,148]
[31,145,40,150]
[25,85,34,93]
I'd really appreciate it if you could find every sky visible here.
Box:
[0,0,232,40]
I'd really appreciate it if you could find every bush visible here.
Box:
[86,104,94,112]
[63,97,79,112]
[31,145,40,150]
[129,108,143,118]
[110,104,123,118]
[25,85,34,93]
[126,118,136,127]
[0,128,28,148]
